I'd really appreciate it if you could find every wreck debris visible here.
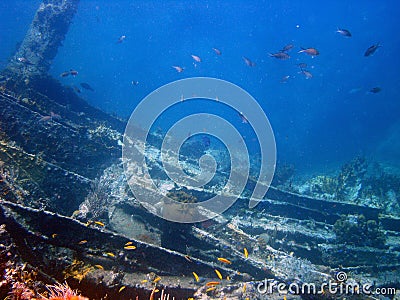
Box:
[6,0,80,78]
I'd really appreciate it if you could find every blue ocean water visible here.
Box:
[1,1,399,174]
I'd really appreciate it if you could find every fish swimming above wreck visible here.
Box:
[298,47,320,56]
[0,1,399,300]
[242,56,256,67]
[269,51,290,60]
[364,43,381,56]
[336,28,352,37]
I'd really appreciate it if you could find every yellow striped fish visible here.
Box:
[244,247,248,258]
[124,245,136,250]
[192,272,199,282]
[215,269,222,280]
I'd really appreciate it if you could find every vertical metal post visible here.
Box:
[5,0,80,78]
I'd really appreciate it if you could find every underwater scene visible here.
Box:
[0,0,400,299]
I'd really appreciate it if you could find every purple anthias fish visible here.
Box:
[243,56,256,67]
[269,52,290,60]
[336,28,352,37]
[364,43,381,57]
[281,44,294,52]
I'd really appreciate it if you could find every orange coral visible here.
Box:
[48,297,88,300]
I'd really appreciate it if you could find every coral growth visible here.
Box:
[0,248,39,299]
[0,259,89,300]
[44,282,88,300]
[359,170,400,215]
[300,157,400,216]
[166,190,197,203]
[336,157,367,201]
[78,178,110,220]
[333,214,386,248]
[0,224,88,300]
[63,260,94,283]
[309,175,338,197]
[78,163,130,222]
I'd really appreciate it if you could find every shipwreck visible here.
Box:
[0,1,399,299]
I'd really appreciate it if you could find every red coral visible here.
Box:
[43,282,88,300]
[7,281,35,299]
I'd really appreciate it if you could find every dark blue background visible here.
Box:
[1,1,399,174]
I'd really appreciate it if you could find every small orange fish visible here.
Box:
[243,283,247,293]
[105,252,115,258]
[218,257,232,264]
[125,241,133,246]
[172,66,184,73]
[141,279,148,283]
[191,54,201,62]
[78,240,87,245]
[94,265,104,269]
[184,255,192,262]
[153,276,161,283]
[206,281,220,286]
[244,248,249,259]
[94,221,105,227]
[298,47,319,56]
[119,286,126,293]
[215,269,222,280]
[212,48,222,55]
[192,272,199,282]
[124,245,136,250]
[51,233,58,238]
[206,287,216,293]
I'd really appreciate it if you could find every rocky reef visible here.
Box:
[299,157,400,216]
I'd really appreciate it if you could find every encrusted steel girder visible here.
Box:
[6,0,80,78]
